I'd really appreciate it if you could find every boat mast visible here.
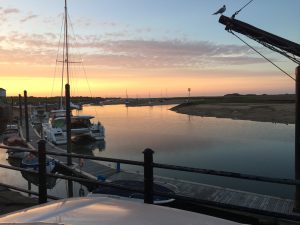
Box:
[59,0,69,109]
[64,0,72,173]
[64,0,73,199]
[64,0,70,84]
[59,0,70,110]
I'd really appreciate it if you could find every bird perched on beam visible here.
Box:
[212,5,226,15]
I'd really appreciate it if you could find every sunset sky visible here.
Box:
[0,0,299,97]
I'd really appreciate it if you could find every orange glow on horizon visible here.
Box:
[2,69,294,98]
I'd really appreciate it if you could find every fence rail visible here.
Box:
[2,144,298,186]
[1,141,300,221]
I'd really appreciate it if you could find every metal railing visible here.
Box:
[1,141,300,221]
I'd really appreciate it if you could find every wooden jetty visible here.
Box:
[21,123,300,223]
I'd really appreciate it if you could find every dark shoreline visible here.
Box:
[169,94,296,124]
[171,102,295,124]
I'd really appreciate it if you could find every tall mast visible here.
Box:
[59,0,68,109]
[64,0,70,84]
[64,0,73,184]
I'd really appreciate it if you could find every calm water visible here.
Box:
[78,104,295,199]
[0,104,295,199]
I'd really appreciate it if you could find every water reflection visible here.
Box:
[78,105,295,199]
[7,157,58,189]
[71,140,106,156]
[1,104,295,199]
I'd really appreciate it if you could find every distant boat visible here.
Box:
[21,153,56,174]
[70,102,82,110]
[2,124,19,140]
[2,124,29,159]
[5,136,29,159]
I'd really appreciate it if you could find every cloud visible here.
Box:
[75,18,92,27]
[0,31,269,69]
[20,14,38,23]
[3,8,20,14]
[81,39,266,68]
[0,7,20,21]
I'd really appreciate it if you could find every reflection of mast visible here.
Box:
[125,89,129,104]
[148,92,152,105]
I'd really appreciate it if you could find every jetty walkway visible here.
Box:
[21,123,300,222]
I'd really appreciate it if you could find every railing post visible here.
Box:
[18,94,22,126]
[143,148,154,204]
[65,84,73,197]
[38,140,47,204]
[65,84,72,166]
[116,162,121,173]
[24,90,29,142]
[295,65,300,212]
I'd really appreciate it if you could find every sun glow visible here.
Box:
[0,1,298,98]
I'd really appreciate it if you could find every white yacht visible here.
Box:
[42,109,67,144]
[42,110,105,145]
[30,105,48,125]
[71,115,105,141]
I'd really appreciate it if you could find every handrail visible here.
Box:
[0,144,298,186]
[0,141,299,220]
[153,162,300,185]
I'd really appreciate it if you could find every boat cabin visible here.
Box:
[71,116,94,129]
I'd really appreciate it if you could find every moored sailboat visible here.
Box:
[42,0,105,145]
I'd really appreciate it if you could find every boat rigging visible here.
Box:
[42,0,105,149]
[218,13,300,212]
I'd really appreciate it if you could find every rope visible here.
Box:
[67,14,99,117]
[51,14,65,98]
[232,0,254,18]
[68,14,94,98]
[229,30,295,81]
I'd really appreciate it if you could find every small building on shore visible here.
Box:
[0,88,6,97]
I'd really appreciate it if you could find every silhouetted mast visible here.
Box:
[219,15,300,64]
[64,0,70,84]
[218,15,300,212]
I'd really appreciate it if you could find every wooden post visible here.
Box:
[65,84,72,166]
[45,97,48,112]
[116,162,121,173]
[10,97,13,108]
[38,140,47,204]
[24,91,29,142]
[65,84,73,197]
[28,181,31,197]
[18,94,22,126]
[143,148,154,204]
[295,66,300,212]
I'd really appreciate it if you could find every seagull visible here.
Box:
[212,5,226,15]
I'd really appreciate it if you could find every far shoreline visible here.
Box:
[170,103,295,124]
[169,94,296,124]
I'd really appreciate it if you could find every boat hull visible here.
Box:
[0,196,243,225]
